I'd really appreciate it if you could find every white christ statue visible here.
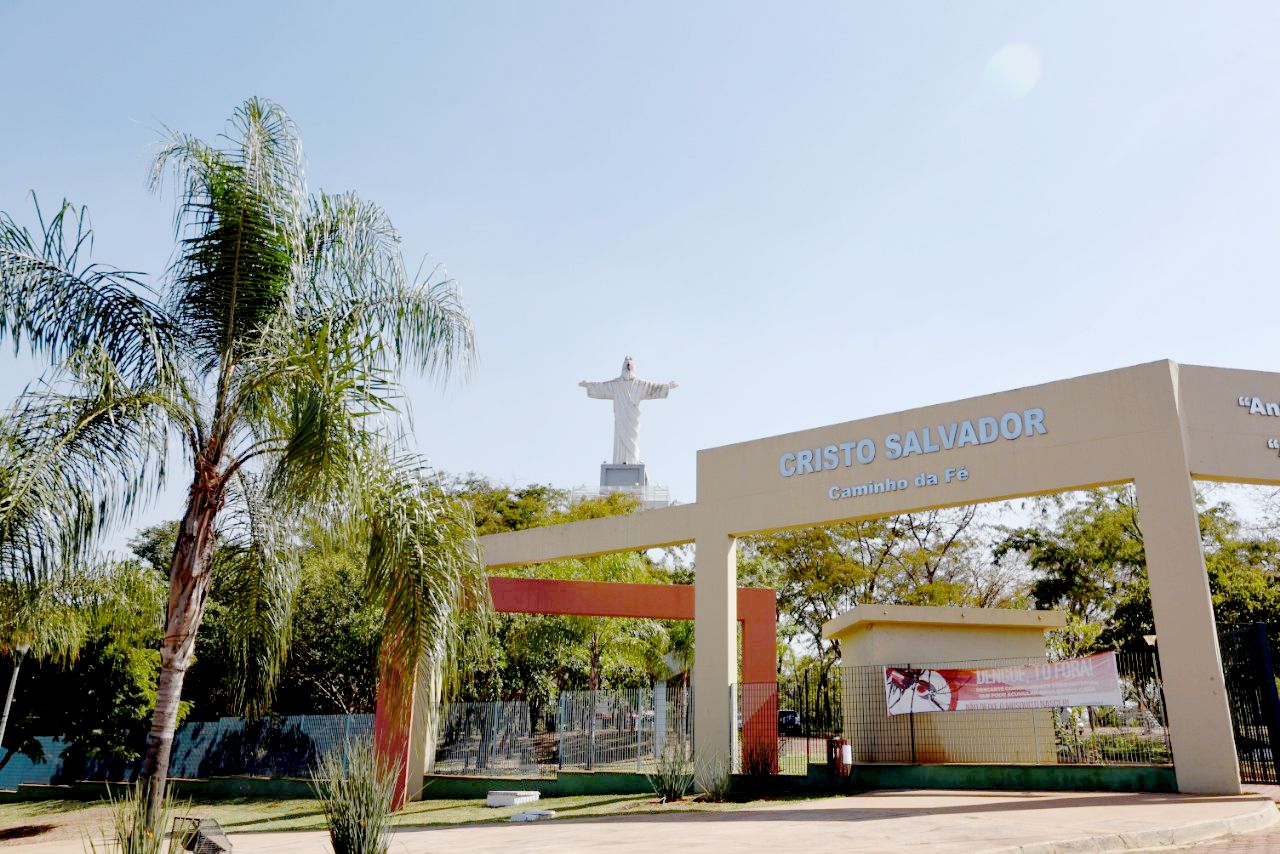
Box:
[579,356,678,465]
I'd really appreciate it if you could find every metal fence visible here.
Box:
[432,701,552,776]
[739,651,1170,774]
[738,676,842,774]
[0,714,375,786]
[558,685,692,771]
[1219,623,1280,784]
[168,713,374,779]
[432,685,693,776]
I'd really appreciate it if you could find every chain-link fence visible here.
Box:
[432,701,554,776]
[0,714,376,786]
[432,685,692,776]
[168,713,374,778]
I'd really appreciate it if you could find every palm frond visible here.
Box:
[0,195,179,383]
[151,98,304,369]
[80,558,167,643]
[0,574,91,664]
[0,348,169,582]
[230,308,397,509]
[362,455,487,708]
[0,557,165,664]
[213,471,303,716]
[297,192,476,385]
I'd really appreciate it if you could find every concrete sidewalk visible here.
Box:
[236,789,1276,854]
[4,789,1275,853]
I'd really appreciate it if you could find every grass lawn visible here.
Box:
[0,792,840,844]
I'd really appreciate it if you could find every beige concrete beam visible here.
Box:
[1134,458,1240,793]
[478,503,697,568]
[693,528,737,778]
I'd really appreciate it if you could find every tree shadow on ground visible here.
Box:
[0,823,55,840]
[214,807,326,830]
[546,795,650,815]
[389,791,1264,832]
[8,799,96,816]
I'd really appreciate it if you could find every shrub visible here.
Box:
[695,754,732,802]
[646,745,696,802]
[1055,731,1172,765]
[741,737,780,777]
[311,740,397,854]
[85,782,187,854]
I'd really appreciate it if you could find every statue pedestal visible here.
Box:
[600,463,646,489]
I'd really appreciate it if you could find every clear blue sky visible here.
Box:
[3,2,1279,543]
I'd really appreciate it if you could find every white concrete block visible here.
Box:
[487,790,541,808]
[510,809,556,823]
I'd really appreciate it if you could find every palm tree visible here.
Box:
[0,98,481,816]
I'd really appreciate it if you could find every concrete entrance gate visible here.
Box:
[423,360,1280,795]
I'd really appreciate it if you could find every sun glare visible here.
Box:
[985,42,1042,100]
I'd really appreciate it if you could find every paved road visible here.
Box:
[1187,827,1280,852]
[4,788,1274,853]
[222,790,1276,854]
[1190,788,1280,852]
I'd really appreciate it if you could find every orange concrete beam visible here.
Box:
[486,577,776,681]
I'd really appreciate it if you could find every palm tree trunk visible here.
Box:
[141,475,221,821]
[0,650,25,749]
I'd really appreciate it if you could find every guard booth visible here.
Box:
[824,605,1066,765]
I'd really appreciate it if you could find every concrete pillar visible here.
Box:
[654,680,668,757]
[1134,460,1241,794]
[405,659,442,800]
[693,528,737,775]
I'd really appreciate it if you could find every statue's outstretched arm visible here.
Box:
[580,380,613,399]
[641,380,678,400]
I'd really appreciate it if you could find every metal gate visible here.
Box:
[1219,623,1280,784]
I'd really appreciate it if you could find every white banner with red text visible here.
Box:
[884,652,1124,715]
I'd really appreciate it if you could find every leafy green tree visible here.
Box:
[489,551,669,694]
[128,523,178,578]
[458,479,567,535]
[739,508,982,675]
[451,477,640,535]
[0,559,167,775]
[0,98,480,814]
[449,479,674,703]
[50,638,171,781]
[270,545,382,715]
[0,575,91,750]
[126,521,385,720]
[0,634,175,782]
[994,487,1280,650]
[993,489,1145,622]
